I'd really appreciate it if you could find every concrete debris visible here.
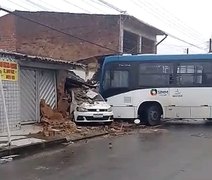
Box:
[41,117,77,137]
[65,76,96,89]
[51,70,98,123]
[108,122,137,136]
[40,99,77,137]
[107,122,167,136]
[68,71,85,83]
[35,166,49,170]
[40,99,64,121]
[0,157,13,164]
[71,87,98,105]
[86,89,98,99]
[0,155,19,165]
[57,94,71,118]
[1,155,19,159]
[40,98,108,137]
[108,142,112,149]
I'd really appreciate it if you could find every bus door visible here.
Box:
[104,62,136,119]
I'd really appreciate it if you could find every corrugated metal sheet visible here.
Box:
[39,70,56,108]
[20,68,37,123]
[0,49,84,69]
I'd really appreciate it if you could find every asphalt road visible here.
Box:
[1,121,212,180]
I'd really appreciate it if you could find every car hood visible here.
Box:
[80,101,110,109]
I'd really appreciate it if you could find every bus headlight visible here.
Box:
[77,107,88,112]
[107,107,112,112]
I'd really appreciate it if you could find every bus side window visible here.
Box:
[176,63,204,86]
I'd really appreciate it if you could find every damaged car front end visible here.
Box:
[74,91,113,124]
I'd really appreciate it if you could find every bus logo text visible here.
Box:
[150,89,169,96]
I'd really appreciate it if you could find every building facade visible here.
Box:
[0,50,81,133]
[0,11,165,62]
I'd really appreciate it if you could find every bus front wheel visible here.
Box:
[146,105,161,126]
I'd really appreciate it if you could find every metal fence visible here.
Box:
[0,56,21,134]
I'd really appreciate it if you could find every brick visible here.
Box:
[0,12,120,61]
[0,14,16,51]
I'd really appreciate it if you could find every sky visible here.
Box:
[0,0,211,54]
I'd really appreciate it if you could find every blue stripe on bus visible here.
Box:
[104,54,212,63]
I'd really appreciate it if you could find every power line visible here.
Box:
[81,0,107,14]
[167,34,205,50]
[94,0,205,51]
[134,0,206,45]
[96,0,127,14]
[36,0,64,12]
[132,0,199,42]
[143,0,205,41]
[131,0,205,50]
[7,0,30,10]
[89,0,117,13]
[1,1,205,52]
[142,0,206,42]
[62,0,91,13]
[0,6,119,53]
[24,0,51,11]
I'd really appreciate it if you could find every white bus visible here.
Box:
[100,54,212,125]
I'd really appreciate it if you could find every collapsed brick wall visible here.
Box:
[14,12,120,61]
[0,14,16,51]
[57,70,68,100]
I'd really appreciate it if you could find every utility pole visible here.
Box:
[209,38,212,53]
[184,48,189,54]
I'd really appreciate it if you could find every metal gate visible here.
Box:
[38,70,57,108]
[20,68,37,123]
[20,68,57,123]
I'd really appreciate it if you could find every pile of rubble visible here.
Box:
[107,122,167,136]
[39,71,99,137]
[40,99,77,137]
[40,96,135,137]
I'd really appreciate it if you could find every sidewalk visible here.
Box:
[0,124,108,158]
[0,124,44,147]
[0,122,145,158]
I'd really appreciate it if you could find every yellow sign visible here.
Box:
[0,61,18,81]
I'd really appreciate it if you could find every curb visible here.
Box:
[0,132,108,158]
[70,132,109,142]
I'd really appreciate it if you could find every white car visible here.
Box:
[73,91,113,124]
